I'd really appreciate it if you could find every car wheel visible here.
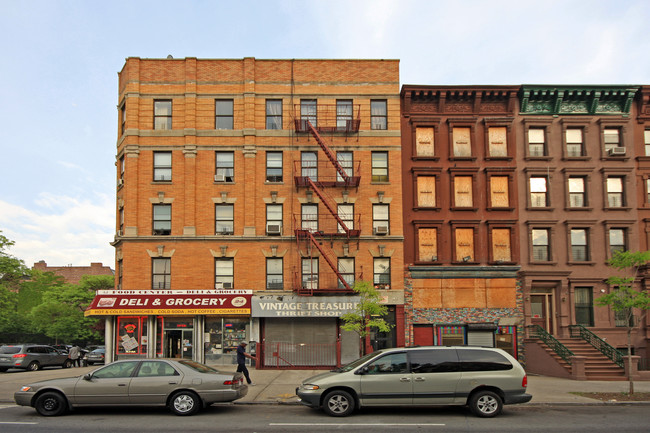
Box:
[0,367,8,372]
[27,361,41,371]
[86,362,94,365]
[35,392,67,416]
[322,390,355,417]
[469,390,503,418]
[63,360,73,368]
[169,391,200,416]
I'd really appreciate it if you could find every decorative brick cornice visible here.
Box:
[520,85,638,116]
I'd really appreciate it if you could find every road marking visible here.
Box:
[271,423,445,427]
[0,422,39,425]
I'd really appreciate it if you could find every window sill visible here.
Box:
[414,206,441,211]
[524,156,553,161]
[604,207,632,211]
[529,261,557,266]
[487,207,515,212]
[451,261,478,265]
[488,261,516,266]
[449,157,477,162]
[152,181,172,185]
[412,156,440,161]
[265,181,284,185]
[485,156,513,161]
[450,207,478,211]
[213,181,236,185]
[370,181,391,185]
[566,207,593,211]
[562,156,591,161]
[526,206,555,211]
[568,261,596,266]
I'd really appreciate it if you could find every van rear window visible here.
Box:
[458,349,513,371]
[409,349,460,373]
[0,346,21,354]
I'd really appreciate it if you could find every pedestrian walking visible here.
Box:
[236,341,256,386]
[68,345,81,367]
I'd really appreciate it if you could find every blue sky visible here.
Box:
[1,0,649,269]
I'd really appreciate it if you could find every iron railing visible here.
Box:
[569,324,625,368]
[527,325,574,365]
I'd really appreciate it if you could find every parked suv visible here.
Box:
[0,345,73,372]
[296,346,531,418]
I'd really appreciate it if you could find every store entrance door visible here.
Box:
[165,330,193,359]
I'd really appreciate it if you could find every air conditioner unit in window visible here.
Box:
[221,228,233,235]
[266,224,281,235]
[214,282,223,289]
[608,147,626,156]
[214,174,226,182]
[374,226,388,235]
[222,282,233,289]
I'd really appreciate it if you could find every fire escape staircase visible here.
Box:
[306,121,352,185]
[304,231,351,291]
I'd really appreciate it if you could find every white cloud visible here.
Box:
[0,193,114,269]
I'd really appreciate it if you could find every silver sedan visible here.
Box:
[14,359,248,416]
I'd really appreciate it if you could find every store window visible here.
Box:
[205,318,249,365]
[116,316,163,356]
[436,325,465,345]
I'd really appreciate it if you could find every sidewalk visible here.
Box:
[1,365,649,405]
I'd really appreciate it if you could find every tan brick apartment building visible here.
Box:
[87,57,404,366]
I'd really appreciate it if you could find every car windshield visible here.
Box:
[0,346,22,354]
[333,350,385,373]
[178,360,219,374]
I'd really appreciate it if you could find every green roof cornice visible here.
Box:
[520,85,639,116]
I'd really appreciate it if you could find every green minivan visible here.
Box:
[296,346,531,418]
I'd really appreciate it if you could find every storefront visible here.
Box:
[85,289,253,365]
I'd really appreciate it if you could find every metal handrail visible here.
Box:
[568,325,625,368]
[527,325,574,365]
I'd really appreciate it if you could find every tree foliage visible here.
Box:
[596,250,650,394]
[340,281,393,354]
[0,230,29,288]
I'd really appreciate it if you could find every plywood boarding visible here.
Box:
[452,127,471,157]
[417,176,436,207]
[454,176,473,207]
[455,228,474,260]
[490,176,510,207]
[418,228,438,261]
[492,228,511,262]
[488,126,507,157]
[416,127,434,156]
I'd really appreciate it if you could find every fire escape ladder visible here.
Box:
[305,231,351,291]
[306,121,350,184]
[306,177,350,236]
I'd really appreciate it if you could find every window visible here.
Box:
[94,361,139,379]
[418,228,438,262]
[266,151,283,182]
[301,152,317,180]
[120,104,126,135]
[153,152,172,181]
[338,258,355,289]
[302,258,318,290]
[137,361,178,377]
[488,126,507,157]
[528,128,545,157]
[532,229,550,262]
[336,100,353,130]
[452,127,472,157]
[154,100,172,130]
[117,258,123,289]
[370,100,387,130]
[437,325,465,345]
[417,176,436,208]
[119,156,125,182]
[215,151,234,182]
[566,128,584,157]
[416,127,435,157]
[337,204,354,233]
[410,349,459,373]
[645,130,650,156]
[454,176,473,208]
[215,259,234,289]
[119,208,124,234]
[373,204,390,235]
[647,179,650,204]
[489,176,509,208]
[215,100,234,130]
[458,349,513,372]
[568,177,586,208]
[152,258,171,290]
[266,258,283,290]
[575,287,594,327]
[153,204,171,235]
[491,228,512,262]
[215,204,234,235]
[301,204,318,232]
[336,151,353,182]
[603,128,620,153]
[609,228,626,255]
[606,177,624,208]
[571,228,589,262]
[373,258,390,289]
[371,151,388,182]
[530,177,548,207]
[455,228,474,262]
[301,99,317,128]
[266,204,282,235]
[265,99,282,130]
[365,352,408,374]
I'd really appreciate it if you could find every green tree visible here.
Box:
[0,230,29,289]
[340,281,393,355]
[596,250,650,394]
[0,231,30,339]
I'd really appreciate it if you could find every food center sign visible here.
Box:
[85,290,252,316]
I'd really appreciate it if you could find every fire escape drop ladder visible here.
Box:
[305,231,351,291]
[305,121,351,184]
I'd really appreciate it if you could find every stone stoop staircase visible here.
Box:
[544,338,627,380]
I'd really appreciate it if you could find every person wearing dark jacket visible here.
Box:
[236,342,256,386]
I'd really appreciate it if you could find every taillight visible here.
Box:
[223,378,241,386]
[12,354,27,358]
[522,375,528,388]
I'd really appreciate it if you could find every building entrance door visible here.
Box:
[530,294,554,334]
[165,329,193,359]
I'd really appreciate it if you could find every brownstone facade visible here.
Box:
[32,261,114,284]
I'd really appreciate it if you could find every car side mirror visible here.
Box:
[356,366,369,375]
[83,373,92,381]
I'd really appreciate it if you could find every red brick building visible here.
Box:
[32,260,114,284]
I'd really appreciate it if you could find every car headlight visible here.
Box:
[301,384,320,391]
[19,386,32,392]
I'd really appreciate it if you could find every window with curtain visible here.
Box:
[336,100,353,130]
[532,229,550,262]
[153,152,172,181]
[152,204,171,235]
[571,229,589,262]
[568,177,586,208]
[266,151,283,182]
[336,151,353,182]
[301,152,317,180]
[215,204,234,235]
[154,100,172,130]
[215,259,234,289]
[266,99,283,130]
[215,151,234,182]
[301,99,317,128]
[266,258,283,290]
[152,258,171,290]
[370,100,387,130]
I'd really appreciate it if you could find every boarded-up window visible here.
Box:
[417,176,436,207]
[490,176,509,208]
[455,228,474,261]
[492,229,511,262]
[453,127,471,157]
[418,228,438,262]
[488,127,507,157]
[454,176,473,207]
[416,127,435,156]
